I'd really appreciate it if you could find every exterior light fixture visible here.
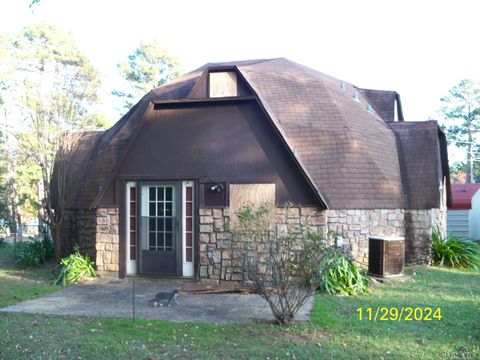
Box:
[210,183,224,192]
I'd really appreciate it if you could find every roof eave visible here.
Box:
[152,96,257,107]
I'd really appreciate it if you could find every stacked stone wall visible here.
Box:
[326,209,405,264]
[65,209,97,259]
[65,203,445,280]
[198,206,445,281]
[198,206,326,282]
[94,208,120,277]
[404,209,437,265]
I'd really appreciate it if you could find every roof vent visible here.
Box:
[352,91,360,102]
[340,81,346,91]
[367,103,373,112]
[209,71,237,98]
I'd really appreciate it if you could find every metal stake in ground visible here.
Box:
[132,279,135,322]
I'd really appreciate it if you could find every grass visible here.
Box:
[0,244,479,359]
[0,243,60,308]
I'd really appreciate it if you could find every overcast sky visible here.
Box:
[1,0,479,161]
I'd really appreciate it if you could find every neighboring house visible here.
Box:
[447,183,480,239]
[56,58,451,280]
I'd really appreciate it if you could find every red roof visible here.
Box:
[449,183,480,210]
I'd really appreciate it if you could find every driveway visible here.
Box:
[0,278,314,323]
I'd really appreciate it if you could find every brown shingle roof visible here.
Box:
[359,89,403,123]
[390,121,442,209]
[70,58,449,210]
[238,59,406,209]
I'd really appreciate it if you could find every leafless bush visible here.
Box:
[233,203,326,324]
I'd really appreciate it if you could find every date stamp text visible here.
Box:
[357,307,442,321]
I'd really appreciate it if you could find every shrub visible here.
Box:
[318,249,369,295]
[54,250,96,287]
[432,229,480,269]
[13,237,54,268]
[234,203,325,324]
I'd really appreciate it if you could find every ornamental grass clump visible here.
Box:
[13,237,54,268]
[54,250,96,287]
[432,229,480,269]
[318,249,369,295]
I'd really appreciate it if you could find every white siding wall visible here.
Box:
[447,210,469,238]
[469,191,480,240]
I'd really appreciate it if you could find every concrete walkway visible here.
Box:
[0,278,313,323]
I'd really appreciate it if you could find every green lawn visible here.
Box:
[0,244,479,359]
[0,243,60,308]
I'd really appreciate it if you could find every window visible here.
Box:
[209,71,237,98]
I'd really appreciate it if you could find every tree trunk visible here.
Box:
[52,222,63,261]
[16,213,22,242]
[467,129,474,183]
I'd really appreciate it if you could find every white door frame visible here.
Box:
[126,181,137,275]
[182,181,194,277]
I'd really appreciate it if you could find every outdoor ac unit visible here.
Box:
[368,236,405,277]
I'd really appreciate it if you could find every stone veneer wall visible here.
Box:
[198,206,326,281]
[66,204,444,280]
[326,208,445,265]
[67,209,97,259]
[199,206,446,281]
[404,209,446,265]
[66,207,120,277]
[325,209,405,264]
[94,208,120,277]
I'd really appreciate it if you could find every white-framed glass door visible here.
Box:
[139,184,179,275]
[126,181,195,277]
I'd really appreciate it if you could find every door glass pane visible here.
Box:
[159,187,164,201]
[166,187,172,201]
[149,187,156,201]
[149,203,156,216]
[165,202,172,216]
[157,203,164,216]
[165,218,173,232]
[149,218,156,231]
